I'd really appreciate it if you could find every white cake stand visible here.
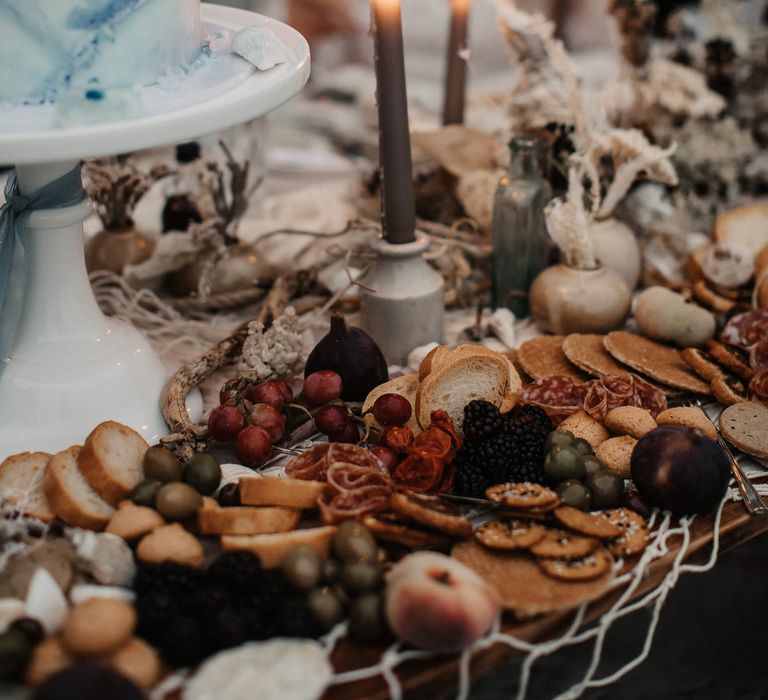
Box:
[0,5,310,458]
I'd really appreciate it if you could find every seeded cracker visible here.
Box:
[475,519,546,551]
[600,508,650,558]
[719,402,768,461]
[485,483,560,511]
[553,506,623,539]
[604,332,710,395]
[537,548,612,582]
[528,528,600,559]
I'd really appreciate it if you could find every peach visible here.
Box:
[385,552,500,652]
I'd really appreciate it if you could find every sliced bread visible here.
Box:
[362,373,420,433]
[238,476,325,509]
[0,452,54,522]
[221,526,337,568]
[44,447,115,531]
[78,421,149,506]
[197,498,301,536]
[416,353,512,432]
[714,201,768,256]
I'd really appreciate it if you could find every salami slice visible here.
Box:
[748,369,768,402]
[583,383,608,422]
[521,377,591,424]
[721,309,768,349]
[319,462,392,524]
[284,444,332,481]
[630,375,667,418]
[328,444,380,470]
[602,376,635,411]
[750,338,768,372]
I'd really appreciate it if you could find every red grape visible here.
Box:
[328,422,359,444]
[371,446,399,473]
[314,405,349,436]
[244,381,287,411]
[303,371,343,406]
[236,426,273,468]
[219,377,241,405]
[372,393,412,427]
[249,403,286,442]
[273,380,294,405]
[207,404,245,442]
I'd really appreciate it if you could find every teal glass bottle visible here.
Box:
[491,136,552,318]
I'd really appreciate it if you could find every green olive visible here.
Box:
[0,629,33,680]
[543,445,586,483]
[306,588,345,632]
[281,545,323,591]
[582,455,606,478]
[143,446,183,484]
[322,557,340,584]
[544,430,576,453]
[555,479,592,511]
[348,593,386,643]
[339,561,383,594]
[130,479,162,508]
[571,438,594,456]
[333,521,378,562]
[155,482,203,521]
[585,470,625,510]
[183,453,222,495]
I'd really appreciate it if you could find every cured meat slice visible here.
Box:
[750,338,768,372]
[327,444,380,470]
[319,462,392,524]
[583,383,608,422]
[284,444,332,481]
[521,377,592,424]
[748,369,768,402]
[629,375,667,418]
[721,309,768,349]
[392,454,444,493]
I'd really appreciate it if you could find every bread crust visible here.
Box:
[221,526,337,568]
[78,421,148,506]
[197,498,300,536]
[0,451,53,522]
[44,446,114,531]
[239,476,325,509]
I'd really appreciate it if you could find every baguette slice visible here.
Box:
[239,476,325,509]
[0,452,53,522]
[361,374,420,433]
[714,201,768,255]
[78,421,149,506]
[221,526,337,568]
[198,497,300,536]
[44,447,115,531]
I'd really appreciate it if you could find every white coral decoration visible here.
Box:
[232,27,290,71]
[238,307,305,380]
[545,167,597,270]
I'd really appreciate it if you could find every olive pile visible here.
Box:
[281,521,389,643]
[131,447,222,521]
[543,431,624,511]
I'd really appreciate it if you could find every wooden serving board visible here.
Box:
[323,492,768,700]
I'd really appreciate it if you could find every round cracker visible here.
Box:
[711,374,747,406]
[719,402,768,461]
[537,548,613,582]
[485,483,560,510]
[360,514,452,549]
[600,508,650,558]
[680,348,724,383]
[562,334,631,378]
[518,336,587,382]
[390,491,472,538]
[528,528,599,559]
[475,519,546,551]
[705,341,754,381]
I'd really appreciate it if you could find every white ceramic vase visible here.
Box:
[359,233,445,365]
[589,218,642,290]
[529,263,632,335]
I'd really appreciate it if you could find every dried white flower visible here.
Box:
[238,307,305,380]
[545,167,597,270]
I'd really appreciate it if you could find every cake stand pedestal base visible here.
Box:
[359,234,445,366]
[0,162,172,458]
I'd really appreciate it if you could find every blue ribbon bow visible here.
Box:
[0,165,86,370]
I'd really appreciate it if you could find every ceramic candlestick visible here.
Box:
[359,233,445,365]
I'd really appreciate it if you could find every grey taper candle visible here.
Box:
[442,0,470,126]
[371,0,416,245]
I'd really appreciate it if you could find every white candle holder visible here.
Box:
[359,233,445,366]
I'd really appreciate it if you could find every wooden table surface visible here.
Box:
[324,493,768,700]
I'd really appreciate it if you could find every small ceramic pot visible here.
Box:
[529,263,632,334]
[170,243,272,297]
[359,233,445,365]
[589,218,642,290]
[85,227,155,274]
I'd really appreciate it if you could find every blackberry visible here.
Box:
[134,561,204,597]
[507,461,547,486]
[207,552,264,589]
[505,406,552,463]
[454,433,517,496]
[463,400,503,443]
[453,444,491,498]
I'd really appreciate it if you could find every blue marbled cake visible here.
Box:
[0,0,201,104]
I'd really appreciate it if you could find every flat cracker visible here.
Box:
[452,541,615,617]
[537,548,613,582]
[528,528,599,559]
[719,402,768,461]
[554,506,623,539]
[390,492,472,538]
[711,374,747,406]
[705,341,754,381]
[600,508,650,558]
[485,483,560,511]
[604,332,710,395]
[360,513,453,549]
[680,348,723,383]
[562,334,631,378]
[518,336,588,382]
[475,519,546,551]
